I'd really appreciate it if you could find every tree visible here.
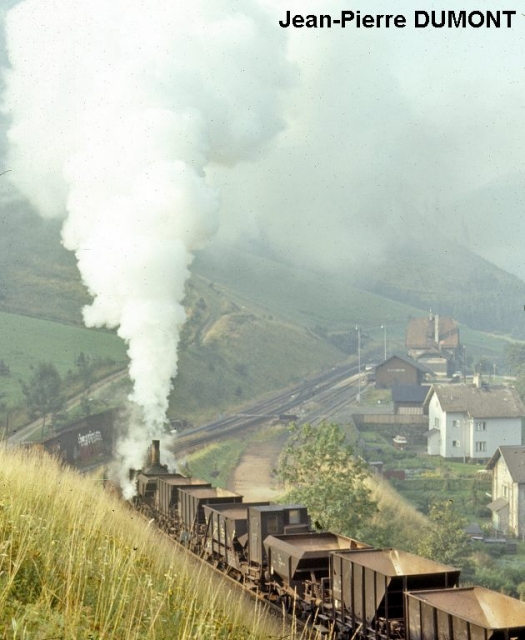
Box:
[505,342,525,374]
[417,499,471,568]
[76,352,95,417]
[22,363,65,438]
[277,422,377,538]
[75,352,94,393]
[506,343,525,401]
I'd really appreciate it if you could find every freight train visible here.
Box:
[133,440,525,640]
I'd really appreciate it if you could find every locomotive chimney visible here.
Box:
[150,439,161,466]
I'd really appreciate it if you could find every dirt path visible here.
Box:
[228,431,288,501]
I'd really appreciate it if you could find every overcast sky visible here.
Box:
[210,0,525,279]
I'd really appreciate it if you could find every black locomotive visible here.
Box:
[133,440,525,640]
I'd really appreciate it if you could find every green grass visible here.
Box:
[186,439,248,489]
[0,446,288,640]
[0,310,128,406]
[169,294,348,424]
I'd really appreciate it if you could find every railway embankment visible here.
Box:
[0,445,288,640]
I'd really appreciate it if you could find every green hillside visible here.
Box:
[0,205,521,426]
[0,310,127,406]
[166,274,348,423]
[0,446,278,639]
[360,239,525,338]
[193,244,423,332]
[0,205,89,325]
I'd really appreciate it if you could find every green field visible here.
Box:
[0,310,128,405]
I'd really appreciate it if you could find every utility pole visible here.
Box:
[355,325,361,403]
[381,324,387,362]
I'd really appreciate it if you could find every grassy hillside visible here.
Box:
[192,244,516,374]
[0,310,128,406]
[0,205,89,325]
[193,244,424,332]
[168,275,348,424]
[0,446,284,639]
[0,204,521,427]
[362,239,525,338]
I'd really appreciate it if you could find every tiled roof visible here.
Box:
[431,384,524,419]
[487,446,525,483]
[406,315,459,349]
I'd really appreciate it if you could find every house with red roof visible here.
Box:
[406,312,461,377]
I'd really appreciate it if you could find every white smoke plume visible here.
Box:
[3,0,289,496]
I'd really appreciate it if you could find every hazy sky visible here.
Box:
[208,0,525,278]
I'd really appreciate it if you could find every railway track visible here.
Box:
[175,362,362,451]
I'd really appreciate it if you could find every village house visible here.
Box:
[375,354,432,390]
[424,379,524,460]
[486,446,525,538]
[406,312,461,377]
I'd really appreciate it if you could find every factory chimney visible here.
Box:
[434,314,440,344]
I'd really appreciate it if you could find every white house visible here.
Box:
[425,381,524,460]
[486,446,525,537]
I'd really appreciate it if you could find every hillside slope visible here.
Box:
[0,446,278,639]
[360,239,525,338]
[0,205,521,425]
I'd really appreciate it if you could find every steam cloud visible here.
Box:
[3,0,289,496]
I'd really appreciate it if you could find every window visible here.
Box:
[475,441,487,452]
[452,440,461,448]
[266,515,279,534]
[288,509,301,525]
[476,421,487,432]
[434,417,440,428]
[452,420,460,428]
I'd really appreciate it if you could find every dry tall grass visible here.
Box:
[0,446,290,639]
[366,475,431,550]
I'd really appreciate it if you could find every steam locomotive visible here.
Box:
[133,440,525,640]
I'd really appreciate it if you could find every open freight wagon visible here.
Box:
[330,548,460,640]
[406,587,525,640]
